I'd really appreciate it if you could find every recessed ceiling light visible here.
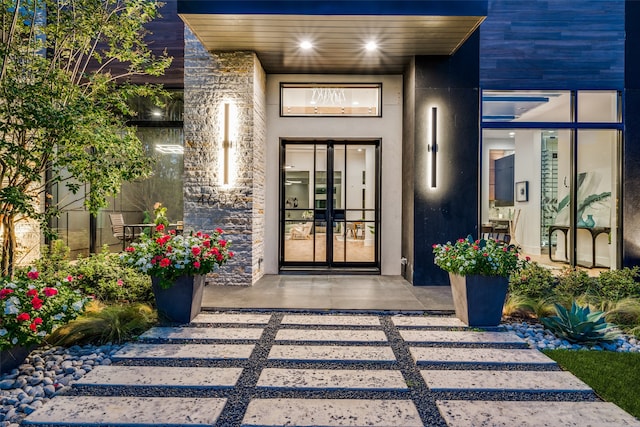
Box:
[509,132,515,137]
[352,101,360,106]
[299,40,313,50]
[365,41,378,52]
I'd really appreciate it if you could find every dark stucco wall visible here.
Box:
[411,32,481,286]
[623,0,640,268]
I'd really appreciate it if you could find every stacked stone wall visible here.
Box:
[183,27,266,286]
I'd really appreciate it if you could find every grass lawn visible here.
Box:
[544,350,640,419]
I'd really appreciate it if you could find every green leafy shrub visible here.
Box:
[509,262,558,299]
[541,301,621,345]
[46,302,157,346]
[67,248,153,304]
[32,240,73,281]
[595,267,640,301]
[554,268,596,299]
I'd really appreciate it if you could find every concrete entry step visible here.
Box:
[140,326,264,341]
[281,314,381,326]
[257,368,408,391]
[241,398,423,426]
[411,347,557,366]
[392,316,466,328]
[436,400,640,427]
[75,366,243,389]
[268,345,396,363]
[422,370,591,392]
[22,396,227,426]
[113,343,255,361]
[191,313,272,324]
[400,330,525,345]
[275,329,387,342]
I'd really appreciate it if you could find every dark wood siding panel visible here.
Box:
[480,0,624,90]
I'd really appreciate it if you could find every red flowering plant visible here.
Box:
[0,270,90,350]
[432,235,530,277]
[120,225,233,289]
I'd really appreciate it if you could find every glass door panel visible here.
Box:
[283,144,315,262]
[548,130,573,264]
[314,146,328,263]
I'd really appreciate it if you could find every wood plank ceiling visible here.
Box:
[180,14,484,74]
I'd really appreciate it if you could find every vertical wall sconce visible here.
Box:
[427,107,438,188]
[223,103,231,185]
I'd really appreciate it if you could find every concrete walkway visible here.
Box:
[22,312,640,426]
[202,275,455,311]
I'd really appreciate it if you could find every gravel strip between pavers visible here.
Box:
[1,312,620,427]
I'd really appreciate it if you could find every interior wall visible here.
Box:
[264,75,403,275]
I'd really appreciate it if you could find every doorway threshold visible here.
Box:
[279,266,380,275]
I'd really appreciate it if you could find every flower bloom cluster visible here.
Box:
[432,235,530,277]
[120,225,233,289]
[1,270,90,350]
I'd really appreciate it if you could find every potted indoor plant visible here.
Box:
[120,225,233,323]
[0,270,89,373]
[432,235,529,326]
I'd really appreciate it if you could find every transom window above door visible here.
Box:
[280,83,381,117]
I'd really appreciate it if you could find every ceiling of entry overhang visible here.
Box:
[179,13,485,74]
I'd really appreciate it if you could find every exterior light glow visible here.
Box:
[300,40,313,50]
[428,107,438,188]
[365,41,378,52]
[155,145,184,154]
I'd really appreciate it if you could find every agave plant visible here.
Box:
[541,301,621,345]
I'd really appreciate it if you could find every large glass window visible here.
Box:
[481,90,621,271]
[51,92,184,256]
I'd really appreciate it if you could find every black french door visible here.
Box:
[280,140,380,271]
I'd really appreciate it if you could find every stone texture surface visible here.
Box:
[422,370,591,392]
[192,312,272,324]
[23,396,227,425]
[113,343,255,360]
[242,398,423,426]
[391,316,466,328]
[282,315,381,326]
[268,345,396,363]
[140,326,264,341]
[257,368,408,391]
[410,347,557,365]
[275,329,387,342]
[436,400,640,427]
[184,28,267,287]
[76,366,243,388]
[400,330,525,344]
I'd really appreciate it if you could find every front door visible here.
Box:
[280,140,380,271]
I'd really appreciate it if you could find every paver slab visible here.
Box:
[422,370,591,392]
[75,366,243,388]
[140,326,263,340]
[436,400,640,426]
[257,368,408,391]
[281,315,380,326]
[411,347,556,365]
[191,313,272,324]
[400,330,525,344]
[268,345,396,363]
[392,316,467,328]
[241,398,423,426]
[113,343,254,360]
[23,396,227,426]
[275,329,387,342]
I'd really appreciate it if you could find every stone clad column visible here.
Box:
[183,28,266,286]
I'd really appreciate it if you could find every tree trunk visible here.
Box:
[1,214,16,277]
